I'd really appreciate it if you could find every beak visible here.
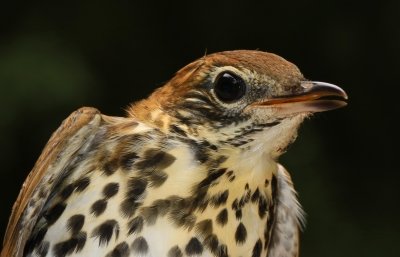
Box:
[252,81,348,114]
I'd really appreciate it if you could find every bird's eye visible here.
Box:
[214,72,246,103]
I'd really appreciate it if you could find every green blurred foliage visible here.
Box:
[0,36,95,118]
[0,1,399,256]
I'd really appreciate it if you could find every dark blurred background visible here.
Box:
[1,1,399,256]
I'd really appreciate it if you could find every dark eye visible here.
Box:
[214,72,246,103]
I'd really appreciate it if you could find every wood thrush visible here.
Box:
[1,50,347,257]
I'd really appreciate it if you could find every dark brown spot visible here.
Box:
[235,222,247,245]
[75,177,90,192]
[67,214,85,235]
[126,177,147,199]
[135,149,176,171]
[168,208,197,230]
[148,170,168,187]
[252,239,262,257]
[232,199,239,211]
[216,208,228,226]
[258,196,268,219]
[120,177,147,217]
[120,200,141,218]
[127,216,144,235]
[103,183,119,199]
[170,125,187,137]
[185,237,203,256]
[131,237,148,254]
[239,189,251,207]
[271,175,277,198]
[150,199,171,216]
[189,192,209,213]
[251,188,260,203]
[59,184,74,200]
[264,219,272,249]
[23,226,48,256]
[106,242,129,257]
[217,244,228,257]
[103,159,119,176]
[195,219,213,237]
[235,209,242,220]
[189,139,209,163]
[265,178,269,187]
[91,199,107,217]
[204,234,218,254]
[91,220,119,246]
[141,199,171,225]
[141,205,160,225]
[168,245,183,257]
[167,196,196,229]
[44,203,66,226]
[197,168,226,191]
[210,190,229,207]
[119,152,139,171]
[53,232,86,257]
[209,144,217,151]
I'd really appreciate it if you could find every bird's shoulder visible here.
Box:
[1,107,145,257]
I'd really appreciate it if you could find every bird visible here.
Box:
[1,50,347,257]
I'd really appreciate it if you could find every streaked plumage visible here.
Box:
[1,50,347,257]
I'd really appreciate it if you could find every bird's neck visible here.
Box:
[127,98,170,132]
[127,97,292,188]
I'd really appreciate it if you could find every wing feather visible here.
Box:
[1,107,106,257]
[267,164,305,257]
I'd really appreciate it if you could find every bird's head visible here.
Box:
[130,50,347,158]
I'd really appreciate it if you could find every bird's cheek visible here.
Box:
[243,105,280,120]
[243,107,278,122]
